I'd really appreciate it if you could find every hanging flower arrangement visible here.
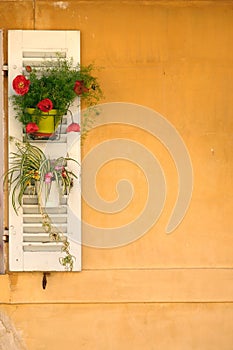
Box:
[11,55,103,137]
[5,137,79,270]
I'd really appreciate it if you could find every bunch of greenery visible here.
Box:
[11,55,103,126]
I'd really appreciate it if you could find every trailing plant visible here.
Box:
[4,137,79,270]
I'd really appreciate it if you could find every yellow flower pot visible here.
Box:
[26,108,62,134]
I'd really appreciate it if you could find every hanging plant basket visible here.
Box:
[11,55,103,138]
[4,137,79,270]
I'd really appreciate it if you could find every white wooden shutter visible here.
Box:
[8,30,81,271]
[0,30,5,273]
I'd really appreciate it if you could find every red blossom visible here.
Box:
[66,122,81,133]
[62,170,67,178]
[73,80,89,96]
[37,98,53,112]
[25,65,32,73]
[12,75,30,95]
[25,122,39,134]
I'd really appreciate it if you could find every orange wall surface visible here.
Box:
[1,1,233,349]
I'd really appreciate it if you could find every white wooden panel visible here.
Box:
[0,30,5,273]
[8,30,81,272]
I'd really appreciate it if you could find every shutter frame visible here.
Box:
[8,30,81,272]
[0,30,5,273]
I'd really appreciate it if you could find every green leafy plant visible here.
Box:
[11,55,103,134]
[5,137,79,270]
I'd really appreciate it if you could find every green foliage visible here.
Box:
[11,55,103,125]
[6,137,46,212]
[5,137,78,212]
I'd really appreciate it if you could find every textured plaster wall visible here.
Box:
[0,311,26,350]
[0,1,233,349]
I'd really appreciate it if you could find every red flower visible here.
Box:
[37,98,53,112]
[25,65,32,73]
[12,75,30,95]
[25,122,39,134]
[73,80,89,96]
[66,123,81,133]
[62,170,67,178]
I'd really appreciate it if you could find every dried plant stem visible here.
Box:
[37,191,75,271]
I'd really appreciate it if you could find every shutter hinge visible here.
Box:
[3,229,9,242]
[2,64,8,77]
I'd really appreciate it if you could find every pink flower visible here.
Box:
[54,165,63,171]
[12,75,30,95]
[25,122,39,134]
[66,123,80,133]
[37,98,53,112]
[45,172,54,183]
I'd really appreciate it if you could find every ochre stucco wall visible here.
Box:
[1,1,233,349]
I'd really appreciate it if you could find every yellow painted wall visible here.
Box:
[1,1,233,349]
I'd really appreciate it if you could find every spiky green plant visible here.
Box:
[4,137,78,271]
[6,137,46,212]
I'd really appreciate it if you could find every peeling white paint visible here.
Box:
[53,1,69,10]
